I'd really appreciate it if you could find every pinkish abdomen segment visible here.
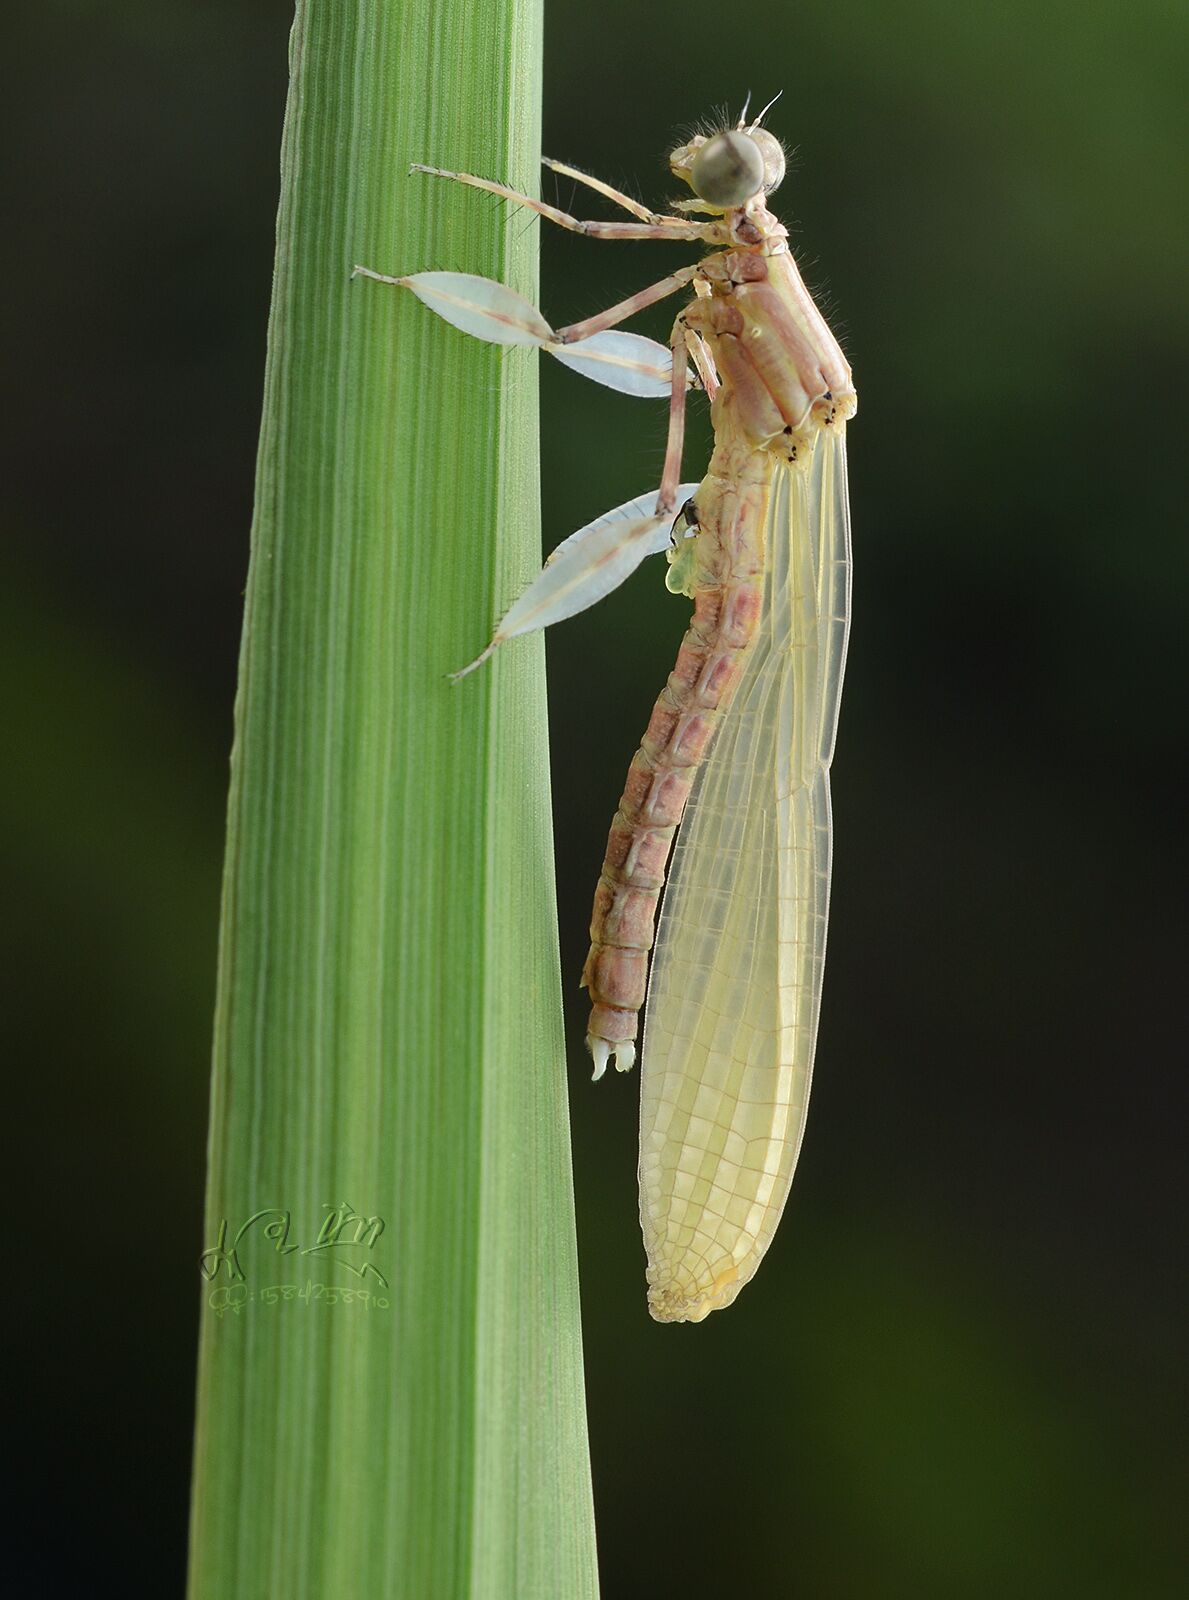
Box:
[582,456,771,1074]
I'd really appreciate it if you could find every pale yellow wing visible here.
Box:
[638,428,852,1322]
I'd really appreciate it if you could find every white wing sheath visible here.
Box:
[639,429,852,1322]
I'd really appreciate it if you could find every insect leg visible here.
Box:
[687,281,721,399]
[656,316,693,516]
[552,265,705,344]
[541,157,695,227]
[411,164,715,242]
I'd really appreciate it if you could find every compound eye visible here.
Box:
[689,131,765,209]
[749,128,786,195]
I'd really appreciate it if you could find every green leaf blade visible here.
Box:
[189,3,598,1596]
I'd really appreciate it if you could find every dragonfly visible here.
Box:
[354,100,856,1323]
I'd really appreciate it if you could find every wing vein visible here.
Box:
[639,429,852,1322]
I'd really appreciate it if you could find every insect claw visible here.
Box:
[351,264,405,288]
[447,639,500,682]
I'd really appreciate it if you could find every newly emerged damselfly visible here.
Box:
[354,101,856,1322]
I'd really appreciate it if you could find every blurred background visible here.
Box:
[5,1,1185,1594]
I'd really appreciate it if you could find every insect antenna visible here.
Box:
[749,90,783,129]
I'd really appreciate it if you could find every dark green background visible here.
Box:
[6,1,1185,1594]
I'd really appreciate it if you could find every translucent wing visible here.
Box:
[548,330,683,397]
[638,429,852,1322]
[451,484,700,679]
[356,271,685,397]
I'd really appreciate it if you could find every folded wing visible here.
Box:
[639,429,852,1322]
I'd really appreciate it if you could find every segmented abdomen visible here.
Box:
[582,457,773,1078]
